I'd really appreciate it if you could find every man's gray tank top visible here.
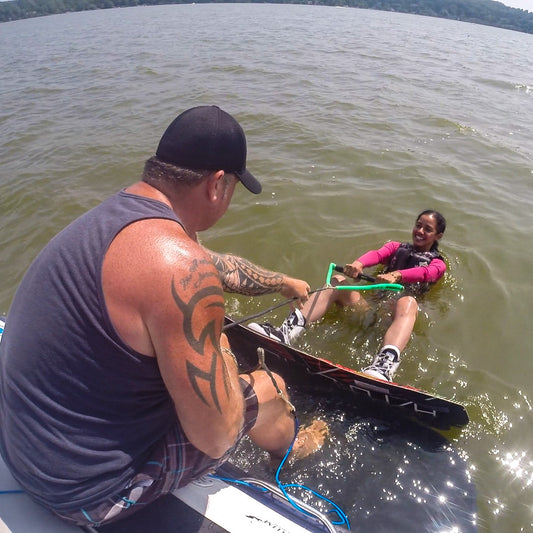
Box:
[0,190,183,511]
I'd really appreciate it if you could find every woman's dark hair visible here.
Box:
[417,210,446,250]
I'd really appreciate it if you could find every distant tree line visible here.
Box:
[1,0,532,34]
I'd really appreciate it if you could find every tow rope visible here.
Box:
[223,262,403,331]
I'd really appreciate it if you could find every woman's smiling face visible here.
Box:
[411,213,443,251]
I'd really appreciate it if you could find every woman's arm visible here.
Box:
[344,242,400,278]
[395,257,447,284]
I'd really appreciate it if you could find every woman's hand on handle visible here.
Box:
[376,271,402,284]
[343,260,365,280]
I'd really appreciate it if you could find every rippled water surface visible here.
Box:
[1,4,533,531]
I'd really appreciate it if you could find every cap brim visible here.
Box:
[236,169,262,194]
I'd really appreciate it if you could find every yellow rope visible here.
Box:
[256,347,295,414]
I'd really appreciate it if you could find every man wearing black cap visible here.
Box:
[0,106,322,527]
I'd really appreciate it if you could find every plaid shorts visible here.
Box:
[53,378,258,527]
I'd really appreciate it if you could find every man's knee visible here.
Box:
[242,369,288,399]
[257,369,287,396]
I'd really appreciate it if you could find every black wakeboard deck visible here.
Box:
[224,316,469,430]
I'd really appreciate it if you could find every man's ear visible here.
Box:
[206,170,225,201]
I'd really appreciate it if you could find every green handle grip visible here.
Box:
[326,263,403,292]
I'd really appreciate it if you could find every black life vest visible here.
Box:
[386,243,442,294]
[386,242,441,272]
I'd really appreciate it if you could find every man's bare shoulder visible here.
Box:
[104,217,215,290]
[102,217,221,355]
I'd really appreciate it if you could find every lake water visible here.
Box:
[1,4,533,531]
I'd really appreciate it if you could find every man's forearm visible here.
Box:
[209,251,284,295]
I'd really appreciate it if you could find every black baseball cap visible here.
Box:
[156,105,262,194]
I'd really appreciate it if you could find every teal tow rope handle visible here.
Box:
[327,263,403,292]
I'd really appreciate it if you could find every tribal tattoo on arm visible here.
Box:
[170,258,231,412]
[209,252,285,296]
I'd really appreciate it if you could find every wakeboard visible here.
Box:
[224,316,469,430]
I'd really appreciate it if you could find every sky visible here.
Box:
[498,0,532,9]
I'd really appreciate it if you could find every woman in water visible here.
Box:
[250,210,447,382]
